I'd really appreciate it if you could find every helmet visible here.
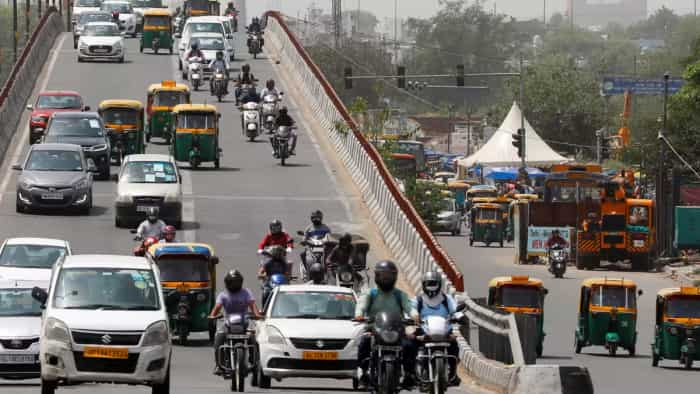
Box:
[552,229,560,236]
[310,210,323,225]
[279,106,288,116]
[339,233,352,248]
[270,245,286,261]
[190,41,199,51]
[269,219,283,235]
[309,262,325,284]
[216,50,224,60]
[266,79,275,90]
[242,63,250,73]
[269,273,288,287]
[421,271,442,298]
[224,269,244,293]
[227,1,233,7]
[163,225,176,242]
[374,260,398,291]
[146,206,159,223]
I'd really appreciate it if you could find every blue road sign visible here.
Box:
[601,77,684,96]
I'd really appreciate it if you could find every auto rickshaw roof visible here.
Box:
[514,193,538,200]
[147,242,215,258]
[473,203,502,210]
[471,197,498,203]
[468,185,497,193]
[626,198,653,207]
[143,8,171,16]
[489,276,544,288]
[447,181,471,189]
[148,81,190,93]
[172,104,217,114]
[581,277,637,288]
[434,172,455,177]
[99,99,143,110]
[656,287,700,298]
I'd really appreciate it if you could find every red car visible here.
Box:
[26,91,88,144]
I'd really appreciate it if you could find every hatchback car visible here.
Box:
[33,255,171,394]
[256,285,361,389]
[13,143,97,214]
[73,10,113,49]
[26,91,87,145]
[77,22,126,63]
[114,154,183,228]
[43,112,111,178]
[0,278,49,380]
[0,238,71,270]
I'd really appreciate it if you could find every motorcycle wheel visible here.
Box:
[608,343,617,357]
[433,356,446,394]
[380,361,396,394]
[154,46,159,54]
[257,365,271,388]
[179,332,188,346]
[218,93,223,102]
[236,348,246,392]
[253,52,257,59]
[652,351,659,367]
[684,354,693,370]
[279,144,287,166]
[574,335,582,354]
[248,135,255,142]
[208,320,216,343]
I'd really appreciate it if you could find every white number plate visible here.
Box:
[136,205,157,213]
[93,48,109,53]
[0,354,36,364]
[41,192,63,200]
[633,240,645,247]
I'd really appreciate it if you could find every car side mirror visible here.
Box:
[26,104,33,111]
[120,32,126,37]
[83,105,91,111]
[543,288,549,296]
[32,286,48,306]
[211,256,219,265]
[11,164,22,171]
[86,158,98,173]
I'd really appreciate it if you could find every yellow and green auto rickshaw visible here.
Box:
[171,104,221,169]
[488,275,548,357]
[146,81,190,143]
[140,8,173,54]
[98,100,145,165]
[652,286,700,369]
[469,203,504,247]
[147,242,219,345]
[575,278,642,356]
[465,185,498,212]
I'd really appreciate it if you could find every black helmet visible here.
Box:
[279,106,288,116]
[190,41,199,50]
[310,210,323,225]
[552,229,560,236]
[269,219,282,235]
[224,269,243,292]
[146,206,159,223]
[339,233,352,248]
[266,79,275,90]
[242,63,250,73]
[309,262,324,284]
[227,1,233,7]
[216,50,224,60]
[374,260,398,291]
[421,271,442,298]
[270,245,286,261]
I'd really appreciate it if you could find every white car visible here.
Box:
[177,16,234,64]
[77,22,125,63]
[179,32,231,80]
[0,237,71,271]
[35,255,171,394]
[114,154,183,228]
[100,0,137,37]
[71,0,101,24]
[256,285,362,388]
[0,278,49,379]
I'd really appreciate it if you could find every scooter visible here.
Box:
[240,102,260,141]
[131,234,159,257]
[187,57,203,91]
[547,245,567,278]
[297,232,328,282]
[261,93,282,134]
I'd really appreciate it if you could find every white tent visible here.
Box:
[458,102,569,168]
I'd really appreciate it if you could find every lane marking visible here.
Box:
[0,34,67,204]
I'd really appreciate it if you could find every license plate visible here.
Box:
[136,205,156,213]
[83,347,129,359]
[302,351,338,360]
[633,240,644,247]
[41,192,63,200]
[93,49,108,53]
[0,354,36,364]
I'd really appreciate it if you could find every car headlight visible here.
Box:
[164,192,181,203]
[75,178,89,189]
[79,41,88,49]
[88,144,108,152]
[265,325,285,345]
[45,317,71,344]
[116,194,133,203]
[378,329,400,344]
[340,271,353,282]
[31,116,47,123]
[20,180,35,190]
[142,320,169,346]
[113,41,122,49]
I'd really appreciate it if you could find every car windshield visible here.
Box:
[666,296,700,319]
[440,199,454,212]
[53,268,160,310]
[132,0,162,7]
[144,15,169,26]
[156,256,210,282]
[102,108,138,125]
[0,288,43,317]
[0,245,67,269]
[47,117,104,137]
[36,95,82,109]
[80,13,111,24]
[176,112,215,128]
[26,150,83,172]
[101,3,131,13]
[76,0,101,6]
[499,285,541,308]
[195,37,224,50]
[154,91,187,107]
[84,23,120,36]
[270,291,356,320]
[121,161,177,183]
[189,22,223,35]
[591,285,636,309]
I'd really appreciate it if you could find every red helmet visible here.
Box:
[163,225,176,242]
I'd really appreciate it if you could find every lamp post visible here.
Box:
[656,72,670,258]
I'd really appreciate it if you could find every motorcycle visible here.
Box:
[240,102,260,141]
[362,312,414,394]
[131,234,159,257]
[187,57,203,91]
[296,231,328,282]
[261,93,282,134]
[258,247,295,306]
[248,32,262,58]
[211,69,227,102]
[547,245,567,278]
[273,125,294,166]
[416,313,463,394]
[214,314,258,392]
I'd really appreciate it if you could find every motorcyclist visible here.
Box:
[258,219,293,255]
[326,232,353,268]
[159,225,178,243]
[224,1,236,15]
[208,269,261,375]
[414,271,461,386]
[208,50,229,95]
[186,41,204,61]
[136,207,167,239]
[257,244,289,279]
[306,262,325,285]
[239,85,260,104]
[247,17,264,49]
[545,229,568,250]
[300,210,331,268]
[260,79,281,98]
[355,260,419,389]
[235,64,256,104]
[273,106,297,156]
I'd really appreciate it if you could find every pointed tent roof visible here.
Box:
[458,102,569,167]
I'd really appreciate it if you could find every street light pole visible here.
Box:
[12,0,18,61]
[519,54,525,167]
[657,72,670,258]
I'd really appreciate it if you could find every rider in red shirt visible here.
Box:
[257,219,293,253]
[545,229,568,249]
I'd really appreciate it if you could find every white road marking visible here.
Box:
[0,34,67,204]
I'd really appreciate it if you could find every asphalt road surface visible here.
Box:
[0,32,472,393]
[437,228,699,394]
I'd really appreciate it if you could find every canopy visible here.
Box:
[458,102,569,167]
[484,167,547,181]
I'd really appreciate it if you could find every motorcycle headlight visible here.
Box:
[265,325,285,345]
[142,320,169,346]
[340,271,353,282]
[215,73,224,78]
[45,318,71,344]
[74,178,89,190]
[247,123,257,131]
[378,329,400,344]
[245,112,258,120]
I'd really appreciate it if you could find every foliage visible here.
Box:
[665,55,700,169]
[403,179,446,229]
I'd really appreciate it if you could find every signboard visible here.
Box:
[601,77,684,96]
[526,226,572,256]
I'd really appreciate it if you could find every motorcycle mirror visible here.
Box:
[638,289,643,296]
[455,301,467,312]
[83,105,91,111]
[211,256,219,265]
[543,288,549,295]
[165,291,180,308]
[26,104,33,111]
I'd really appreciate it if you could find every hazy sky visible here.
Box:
[249,1,700,21]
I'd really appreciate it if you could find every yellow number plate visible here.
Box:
[83,347,129,360]
[302,351,338,360]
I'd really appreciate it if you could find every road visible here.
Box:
[0,31,473,393]
[437,230,699,394]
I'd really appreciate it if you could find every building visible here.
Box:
[409,115,483,154]
[567,0,647,28]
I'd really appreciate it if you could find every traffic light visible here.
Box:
[512,128,525,158]
[344,66,353,89]
[456,64,465,87]
[397,66,406,89]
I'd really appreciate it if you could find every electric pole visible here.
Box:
[519,54,525,167]
[332,0,342,49]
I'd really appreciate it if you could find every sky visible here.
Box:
[248,1,700,22]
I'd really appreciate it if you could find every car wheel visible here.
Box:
[73,38,78,49]
[101,166,111,180]
[77,56,83,62]
[81,192,93,215]
[151,365,170,394]
[41,378,56,394]
[257,365,271,388]
[115,216,123,228]
[178,59,182,70]
[15,195,25,214]
[119,56,125,63]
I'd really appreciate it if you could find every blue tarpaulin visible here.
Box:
[484,167,547,181]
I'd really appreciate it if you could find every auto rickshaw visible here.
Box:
[487,275,548,357]
[652,286,700,369]
[433,171,455,184]
[140,9,173,54]
[574,278,642,356]
[146,81,190,143]
[469,203,504,247]
[447,181,470,212]
[466,185,498,211]
[171,104,221,169]
[98,100,145,165]
[147,242,219,345]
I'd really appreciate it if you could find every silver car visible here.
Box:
[13,143,97,214]
[432,198,463,236]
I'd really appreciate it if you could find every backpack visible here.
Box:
[416,293,450,315]
[367,288,404,316]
